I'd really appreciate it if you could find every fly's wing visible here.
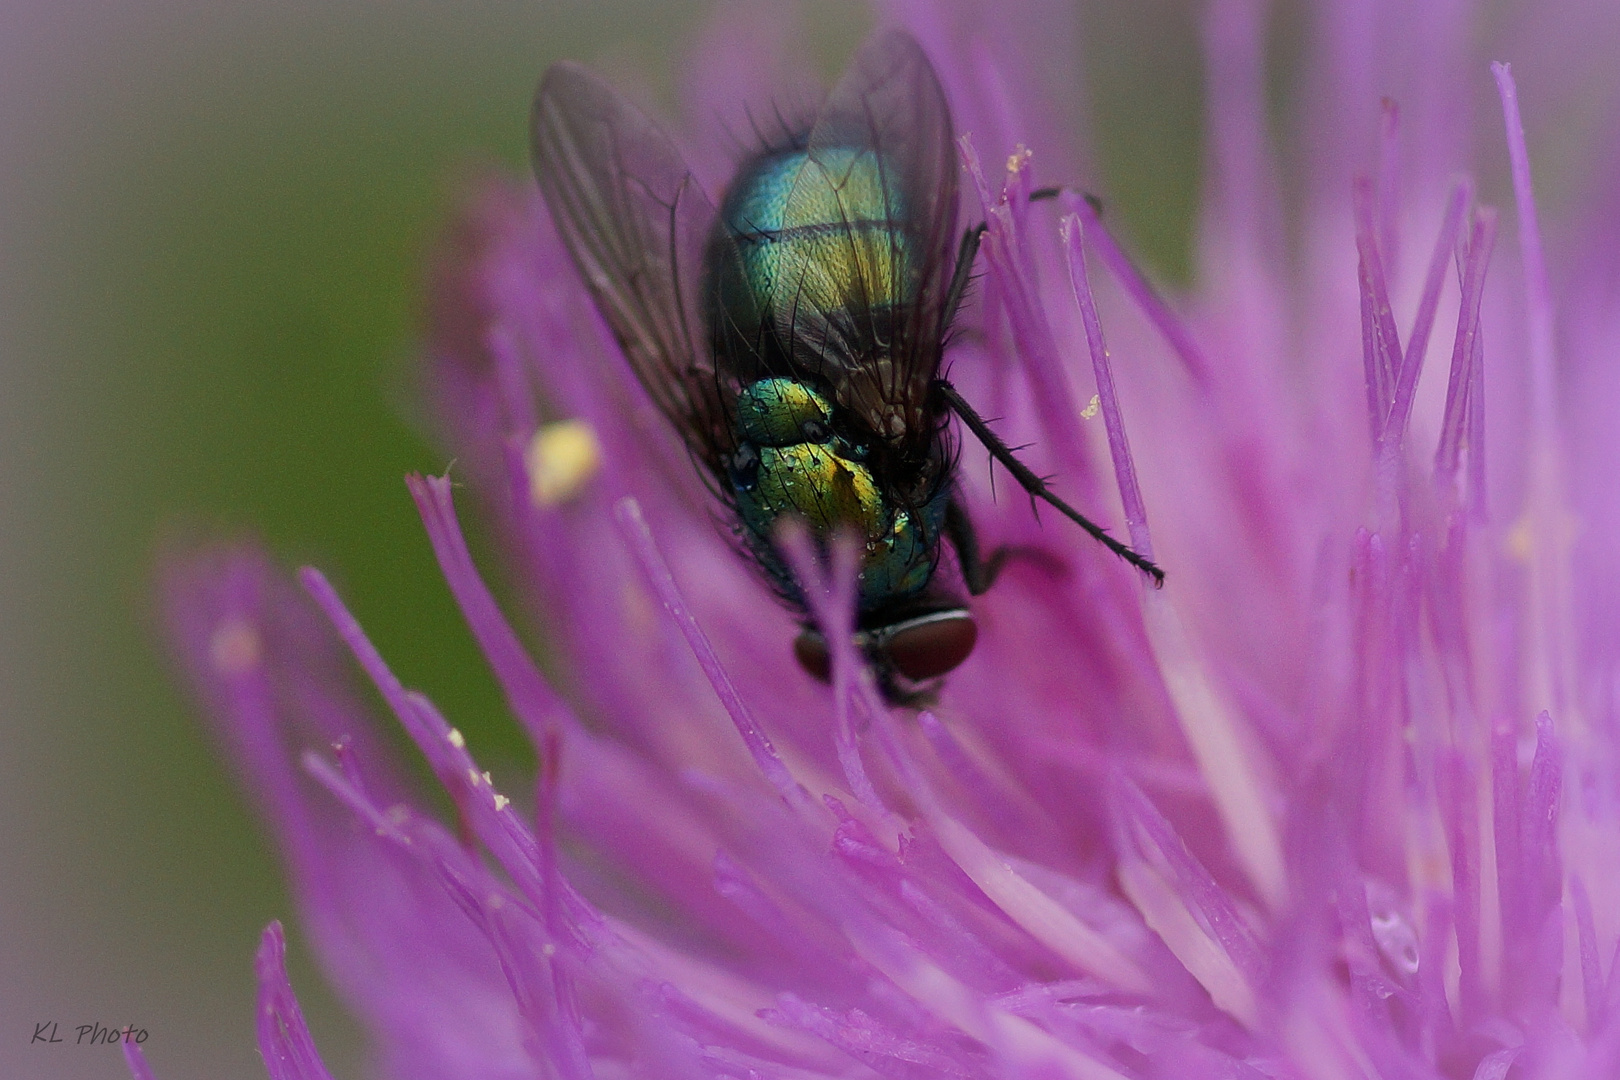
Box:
[779,30,958,448]
[531,62,735,474]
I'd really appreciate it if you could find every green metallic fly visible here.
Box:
[532,29,1162,703]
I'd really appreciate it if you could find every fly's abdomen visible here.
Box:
[713,146,916,361]
[728,378,939,610]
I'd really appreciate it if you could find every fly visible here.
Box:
[531,30,1162,703]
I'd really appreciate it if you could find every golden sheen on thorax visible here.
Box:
[729,378,934,606]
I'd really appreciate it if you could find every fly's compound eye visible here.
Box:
[792,609,978,686]
[793,628,833,683]
[874,610,977,682]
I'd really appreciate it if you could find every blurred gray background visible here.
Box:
[0,1,1202,1077]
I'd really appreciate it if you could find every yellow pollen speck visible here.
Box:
[1080,394,1101,419]
[1507,505,1579,562]
[482,771,493,785]
[494,794,510,812]
[1507,514,1533,560]
[447,728,465,748]
[525,419,602,507]
[467,767,482,787]
[209,618,262,675]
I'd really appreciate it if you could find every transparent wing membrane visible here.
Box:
[531,63,738,472]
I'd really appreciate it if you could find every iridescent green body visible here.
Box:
[535,34,1161,700]
[713,147,948,613]
[728,378,947,610]
[718,146,912,351]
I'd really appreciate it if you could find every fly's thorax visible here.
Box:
[830,356,933,444]
[734,377,831,446]
[726,377,945,611]
[728,379,885,540]
[734,441,886,538]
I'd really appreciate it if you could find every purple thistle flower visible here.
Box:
[148,2,1620,1079]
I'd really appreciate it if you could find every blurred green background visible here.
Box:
[0,1,1202,1077]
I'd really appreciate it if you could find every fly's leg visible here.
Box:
[944,494,1006,596]
[940,222,989,333]
[934,380,1165,586]
[940,188,1089,330]
[938,188,1160,584]
[945,492,1071,595]
[1029,186,1103,213]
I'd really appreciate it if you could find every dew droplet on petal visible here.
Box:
[1365,881,1421,977]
